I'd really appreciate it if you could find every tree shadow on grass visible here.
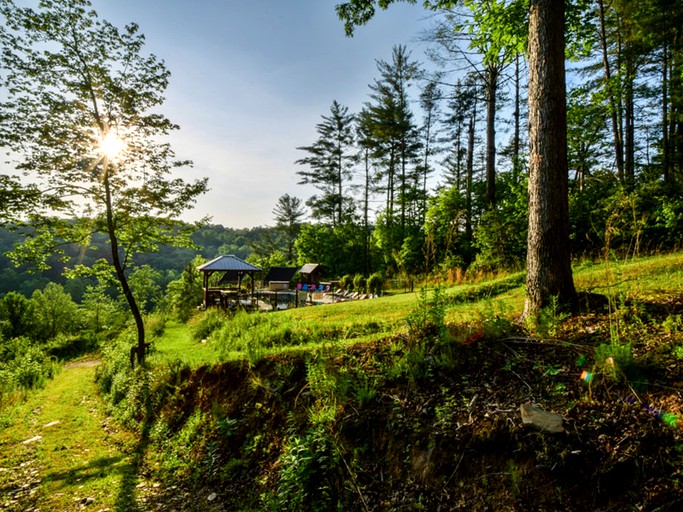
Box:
[41,455,130,488]
[38,453,139,510]
[114,379,156,512]
[114,418,152,512]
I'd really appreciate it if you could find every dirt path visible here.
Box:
[0,361,151,511]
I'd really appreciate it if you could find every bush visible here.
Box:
[145,313,167,339]
[405,287,449,346]
[46,333,99,360]
[352,274,367,294]
[366,273,384,296]
[340,274,354,291]
[267,425,340,511]
[0,336,55,395]
[96,332,158,427]
[190,308,227,342]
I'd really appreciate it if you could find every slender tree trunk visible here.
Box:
[663,42,670,185]
[364,148,371,275]
[422,110,432,225]
[624,55,635,187]
[456,120,463,190]
[598,0,624,182]
[513,54,521,183]
[524,0,577,318]
[400,144,407,241]
[465,101,476,243]
[337,150,343,227]
[673,33,683,174]
[485,65,498,208]
[103,159,146,366]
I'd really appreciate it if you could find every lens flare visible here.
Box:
[100,131,126,159]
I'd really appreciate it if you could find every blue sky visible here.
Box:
[96,0,437,228]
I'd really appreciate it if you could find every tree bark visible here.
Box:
[523,0,576,318]
[624,54,635,187]
[103,159,146,366]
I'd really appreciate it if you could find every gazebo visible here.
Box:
[197,255,262,309]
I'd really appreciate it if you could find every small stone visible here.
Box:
[520,403,564,433]
[207,492,217,501]
[81,496,95,506]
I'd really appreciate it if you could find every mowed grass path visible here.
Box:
[0,361,146,511]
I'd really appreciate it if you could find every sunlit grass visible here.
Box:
[152,251,683,368]
[0,362,138,510]
[149,320,222,367]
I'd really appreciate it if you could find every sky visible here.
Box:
[93,0,439,228]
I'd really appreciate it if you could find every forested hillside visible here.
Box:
[0,224,272,301]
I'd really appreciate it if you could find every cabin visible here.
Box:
[263,266,298,291]
[299,263,323,285]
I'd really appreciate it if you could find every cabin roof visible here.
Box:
[264,266,298,283]
[299,263,321,275]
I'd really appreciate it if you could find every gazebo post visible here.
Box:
[202,271,210,308]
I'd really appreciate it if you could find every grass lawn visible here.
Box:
[149,320,223,368]
[150,252,683,368]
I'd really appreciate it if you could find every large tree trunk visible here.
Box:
[523,0,577,319]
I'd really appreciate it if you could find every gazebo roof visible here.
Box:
[197,255,262,273]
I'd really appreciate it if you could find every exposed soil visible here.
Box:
[141,297,683,511]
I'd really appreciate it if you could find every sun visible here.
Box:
[99,131,126,159]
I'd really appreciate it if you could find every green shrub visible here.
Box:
[352,274,367,294]
[0,336,54,395]
[145,313,167,339]
[96,334,136,401]
[267,425,340,511]
[98,345,154,428]
[366,272,384,296]
[595,343,634,382]
[340,274,354,291]
[190,308,227,341]
[46,333,99,360]
[405,287,449,346]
